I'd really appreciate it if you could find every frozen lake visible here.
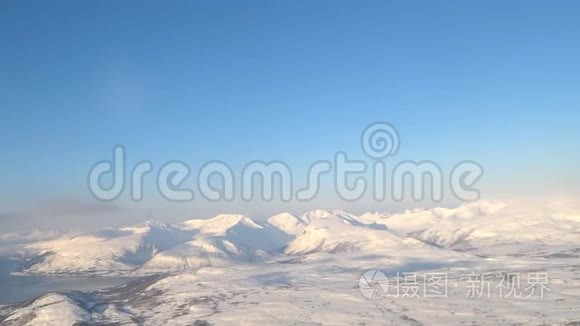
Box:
[0,257,137,305]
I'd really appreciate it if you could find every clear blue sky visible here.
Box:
[1,0,579,230]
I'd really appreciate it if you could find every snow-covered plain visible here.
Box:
[1,201,579,325]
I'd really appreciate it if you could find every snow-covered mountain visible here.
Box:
[371,201,507,235]
[1,293,94,325]
[284,209,423,255]
[371,201,580,252]
[139,214,291,272]
[267,212,307,235]
[2,201,580,325]
[14,201,580,276]
[23,221,191,275]
[19,210,429,275]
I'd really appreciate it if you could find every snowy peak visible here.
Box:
[23,221,193,275]
[302,209,334,219]
[357,212,388,223]
[182,214,262,234]
[21,213,287,275]
[267,213,306,235]
[285,210,420,255]
[135,220,177,232]
[202,214,254,230]
[139,217,287,273]
[0,293,92,325]
[300,209,362,225]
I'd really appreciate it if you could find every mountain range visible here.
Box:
[2,201,580,325]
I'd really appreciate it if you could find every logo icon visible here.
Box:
[359,269,389,299]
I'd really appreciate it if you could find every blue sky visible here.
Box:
[1,0,579,230]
